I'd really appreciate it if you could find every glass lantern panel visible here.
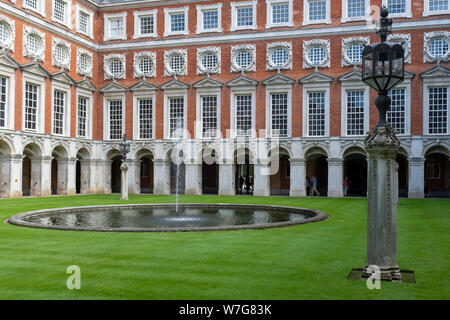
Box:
[392,56,403,77]
[363,54,373,78]
[365,78,379,91]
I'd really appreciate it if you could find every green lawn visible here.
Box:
[0,194,448,300]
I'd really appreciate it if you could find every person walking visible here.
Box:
[306,176,311,196]
[343,176,349,196]
[311,175,320,196]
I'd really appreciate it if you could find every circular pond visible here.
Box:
[7,204,328,232]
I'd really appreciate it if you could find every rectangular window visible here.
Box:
[109,18,124,38]
[388,0,406,14]
[237,6,253,27]
[139,99,153,139]
[170,13,185,32]
[271,93,288,137]
[79,11,89,34]
[25,0,38,10]
[53,90,65,135]
[203,10,219,30]
[348,0,366,18]
[387,88,406,134]
[25,83,38,131]
[346,90,365,136]
[426,157,441,178]
[0,77,6,128]
[309,0,327,21]
[272,3,290,24]
[140,15,154,35]
[78,96,87,138]
[307,92,325,136]
[428,87,448,134]
[236,94,252,137]
[53,0,66,23]
[109,100,123,140]
[201,96,218,138]
[169,97,184,138]
[429,0,449,11]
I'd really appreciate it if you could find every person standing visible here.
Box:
[311,175,320,196]
[306,176,311,196]
[343,176,349,196]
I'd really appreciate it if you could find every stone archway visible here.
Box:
[51,146,69,195]
[76,148,91,194]
[270,148,291,196]
[0,139,12,198]
[343,147,368,197]
[396,152,409,198]
[22,143,43,197]
[136,149,154,194]
[305,147,328,196]
[106,149,122,194]
[201,147,219,195]
[424,146,449,198]
[234,148,254,195]
[169,148,185,195]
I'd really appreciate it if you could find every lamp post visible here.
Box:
[359,7,406,281]
[119,134,131,201]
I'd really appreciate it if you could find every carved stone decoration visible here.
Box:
[23,25,45,62]
[341,37,370,67]
[230,44,256,73]
[52,37,71,71]
[164,49,187,77]
[104,53,126,80]
[387,33,411,64]
[134,51,156,78]
[423,31,450,63]
[76,48,93,78]
[303,39,330,69]
[365,126,401,148]
[0,15,15,52]
[197,47,221,75]
[266,42,292,71]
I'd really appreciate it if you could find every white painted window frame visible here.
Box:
[22,71,45,134]
[196,3,222,34]
[133,90,156,140]
[341,0,371,23]
[303,0,331,26]
[230,86,256,139]
[195,87,221,139]
[231,0,258,32]
[302,82,330,137]
[388,80,412,136]
[340,82,370,137]
[51,0,72,28]
[382,0,412,18]
[76,4,94,39]
[103,93,126,141]
[133,9,158,39]
[423,76,450,135]
[0,64,15,130]
[51,80,71,137]
[104,12,127,41]
[76,87,93,140]
[163,89,188,139]
[164,6,189,37]
[266,0,294,29]
[23,0,46,17]
[423,0,450,16]
[265,84,292,138]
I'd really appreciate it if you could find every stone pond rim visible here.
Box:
[6,203,329,233]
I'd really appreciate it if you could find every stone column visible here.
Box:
[408,157,425,198]
[9,154,23,198]
[120,161,129,200]
[103,160,113,194]
[290,158,307,197]
[153,159,170,195]
[363,127,402,281]
[66,157,77,195]
[185,162,202,195]
[327,158,344,197]
[125,159,139,195]
[56,158,69,195]
[79,159,91,194]
[254,161,270,196]
[0,154,12,198]
[218,161,235,196]
[132,159,141,195]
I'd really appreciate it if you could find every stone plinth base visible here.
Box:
[347,268,415,283]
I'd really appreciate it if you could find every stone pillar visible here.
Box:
[79,159,91,194]
[0,154,12,198]
[9,154,23,198]
[56,158,69,195]
[120,161,129,200]
[103,160,113,194]
[408,157,425,198]
[363,127,402,281]
[218,162,235,196]
[153,159,170,195]
[254,161,270,196]
[185,163,202,195]
[327,158,344,197]
[125,159,139,195]
[290,159,307,197]
[29,156,48,196]
[66,158,77,195]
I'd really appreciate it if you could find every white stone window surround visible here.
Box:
[266,0,294,29]
[163,89,188,139]
[104,53,126,80]
[388,79,412,136]
[0,63,15,130]
[164,6,189,37]
[76,48,93,78]
[303,39,330,69]
[265,84,292,138]
[231,44,256,73]
[197,46,221,75]
[266,42,292,71]
[303,0,331,26]
[423,0,450,16]
[341,0,371,23]
[302,81,330,137]
[422,77,450,136]
[196,3,223,34]
[231,0,258,32]
[230,86,256,139]
[23,0,46,17]
[104,12,127,41]
[52,37,71,71]
[51,80,71,137]
[382,0,412,18]
[341,36,370,67]
[340,81,370,137]
[51,0,72,28]
[195,87,221,139]
[423,31,450,63]
[76,87,93,139]
[76,4,94,39]
[387,33,411,64]
[22,71,46,134]
[134,51,156,78]
[0,15,15,52]
[23,25,45,62]
[164,49,188,77]
[133,9,158,39]
[133,90,156,140]
[103,93,126,141]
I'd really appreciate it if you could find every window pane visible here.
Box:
[388,0,406,14]
[236,6,253,27]
[309,0,327,21]
[109,18,123,38]
[272,2,289,23]
[78,97,87,137]
[170,13,185,32]
[203,10,218,30]
[308,92,325,136]
[79,11,89,33]
[202,96,218,138]
[236,95,252,136]
[0,77,6,127]
[25,83,38,130]
[348,0,366,18]
[346,90,365,136]
[271,93,288,137]
[387,88,406,134]
[54,0,66,23]
[429,0,449,11]
[140,15,154,34]
[139,99,153,139]
[109,100,122,140]
[169,97,184,138]
[428,87,448,134]
[53,90,65,135]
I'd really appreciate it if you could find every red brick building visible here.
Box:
[0,0,448,198]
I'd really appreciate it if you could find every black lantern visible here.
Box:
[119,134,131,161]
[362,6,405,127]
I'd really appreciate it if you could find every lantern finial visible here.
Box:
[376,6,392,42]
